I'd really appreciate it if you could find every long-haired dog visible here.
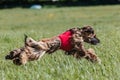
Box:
[5,26,101,65]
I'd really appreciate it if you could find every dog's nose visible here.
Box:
[91,38,100,45]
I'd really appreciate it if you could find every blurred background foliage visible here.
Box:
[0,0,120,9]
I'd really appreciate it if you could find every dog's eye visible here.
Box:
[85,30,94,34]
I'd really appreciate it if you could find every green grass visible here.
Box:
[0,5,120,80]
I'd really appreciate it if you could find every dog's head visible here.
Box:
[81,26,100,45]
[5,35,46,65]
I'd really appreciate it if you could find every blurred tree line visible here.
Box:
[0,0,120,8]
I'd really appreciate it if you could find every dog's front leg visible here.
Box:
[73,42,87,58]
[71,34,101,63]
[85,48,101,64]
[73,42,101,63]
[71,34,88,58]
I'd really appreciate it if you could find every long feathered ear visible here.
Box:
[81,26,94,33]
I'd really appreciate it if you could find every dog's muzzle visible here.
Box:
[90,38,100,45]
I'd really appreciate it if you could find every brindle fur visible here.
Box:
[5,26,101,65]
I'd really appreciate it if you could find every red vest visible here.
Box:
[59,30,73,51]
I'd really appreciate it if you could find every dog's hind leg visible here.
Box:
[25,36,49,51]
[39,51,46,59]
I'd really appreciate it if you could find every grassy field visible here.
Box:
[0,5,120,80]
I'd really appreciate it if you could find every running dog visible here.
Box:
[5,26,101,65]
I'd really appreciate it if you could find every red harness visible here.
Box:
[58,30,73,51]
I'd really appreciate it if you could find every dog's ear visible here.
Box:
[82,26,94,34]
[82,26,91,30]
[24,34,37,47]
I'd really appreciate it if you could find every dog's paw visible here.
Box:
[86,48,101,64]
[96,57,101,64]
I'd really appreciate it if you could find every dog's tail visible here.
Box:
[24,34,28,42]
